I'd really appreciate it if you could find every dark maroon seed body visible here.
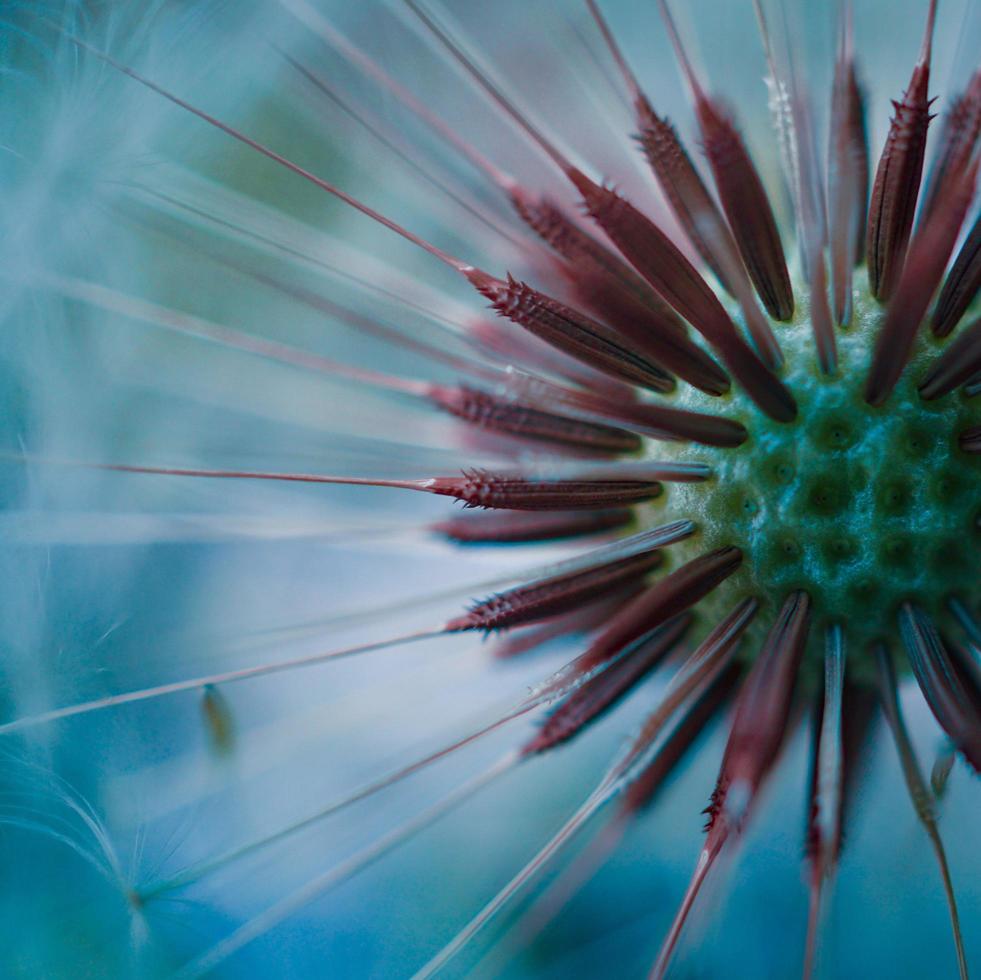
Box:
[829,36,870,323]
[920,70,981,225]
[866,27,936,301]
[580,547,743,673]
[429,385,642,454]
[624,663,741,812]
[468,271,676,394]
[434,509,633,545]
[568,173,796,421]
[865,161,978,405]
[509,189,685,333]
[932,214,981,337]
[634,101,739,297]
[901,604,981,772]
[446,551,663,634]
[522,617,690,755]
[695,97,794,321]
[430,470,663,511]
[920,316,981,399]
[704,592,812,836]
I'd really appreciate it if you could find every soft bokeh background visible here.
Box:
[1,1,978,977]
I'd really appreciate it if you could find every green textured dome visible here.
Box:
[657,284,980,677]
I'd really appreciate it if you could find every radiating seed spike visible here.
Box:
[874,641,970,980]
[900,604,981,772]
[651,592,810,980]
[586,0,739,297]
[428,385,642,454]
[33,457,671,513]
[510,191,734,394]
[508,189,687,333]
[866,0,938,301]
[931,213,981,337]
[829,2,870,323]
[601,598,759,784]
[509,381,748,448]
[802,625,846,980]
[633,106,739,295]
[658,0,793,320]
[579,548,743,676]
[920,69,981,225]
[624,661,741,812]
[433,509,633,545]
[919,315,981,399]
[693,95,795,321]
[493,584,642,659]
[437,469,665,511]
[865,160,978,405]
[445,551,665,634]
[570,175,797,421]
[706,592,811,839]
[522,617,690,754]
[808,246,838,375]
[467,270,678,394]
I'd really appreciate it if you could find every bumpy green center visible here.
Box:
[651,283,980,681]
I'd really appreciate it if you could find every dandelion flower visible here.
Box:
[1,0,980,977]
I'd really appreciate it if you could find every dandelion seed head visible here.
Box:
[2,0,981,977]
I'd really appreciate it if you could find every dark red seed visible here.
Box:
[467,270,676,394]
[433,509,633,545]
[446,551,664,634]
[901,603,981,772]
[428,384,641,454]
[866,1,938,301]
[651,590,811,980]
[920,69,981,226]
[704,591,812,838]
[919,315,981,399]
[865,160,978,405]
[509,189,684,332]
[569,174,796,421]
[492,584,643,658]
[430,469,663,511]
[695,95,795,321]
[634,101,739,297]
[624,662,741,812]
[522,617,690,755]
[551,385,748,448]
[578,547,743,674]
[931,213,981,338]
[512,192,731,394]
[829,14,870,323]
